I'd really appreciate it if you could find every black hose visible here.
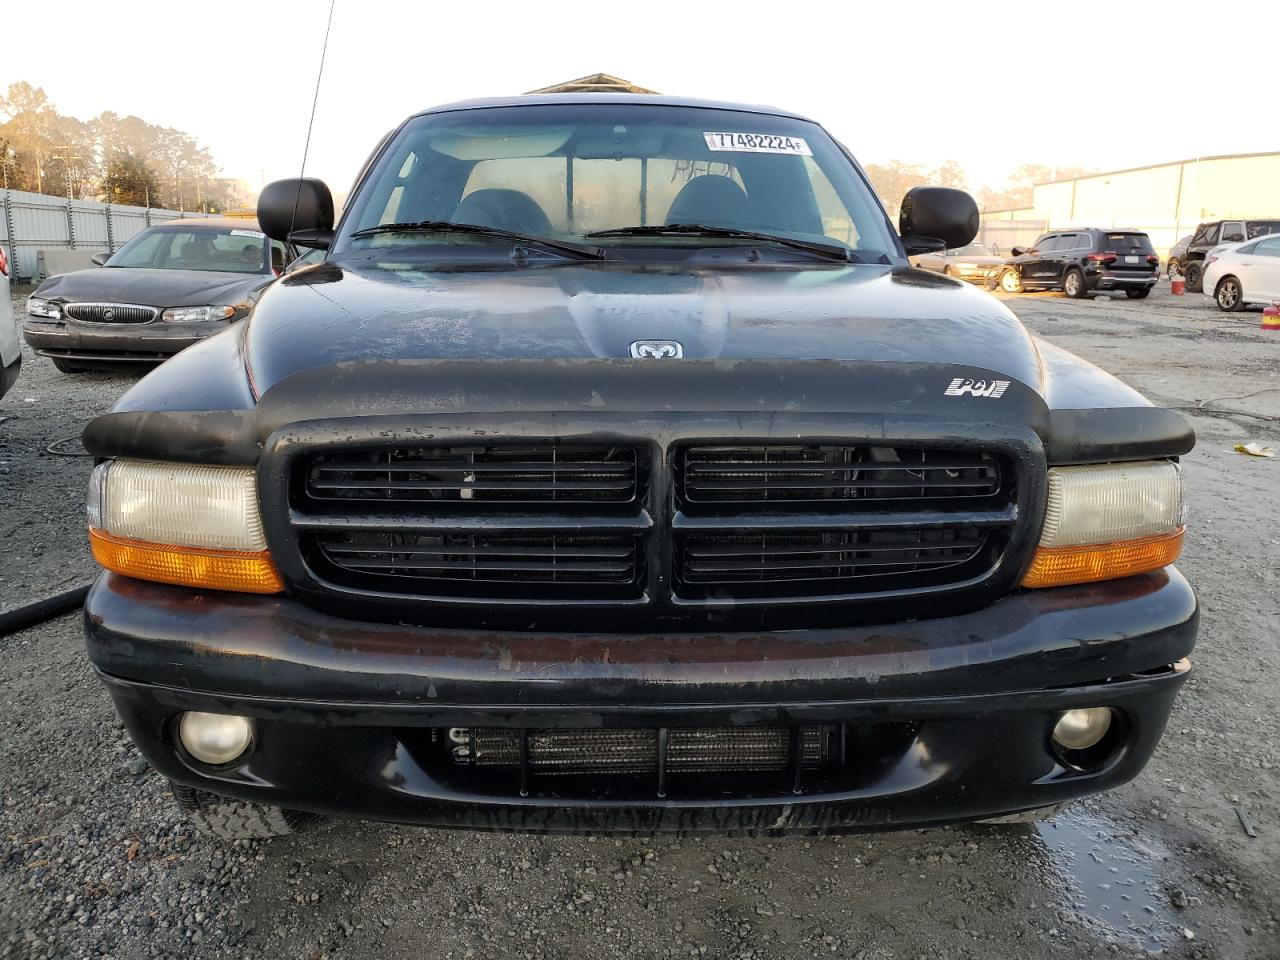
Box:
[0,582,93,638]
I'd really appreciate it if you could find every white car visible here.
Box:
[1202,235,1280,312]
[0,245,20,399]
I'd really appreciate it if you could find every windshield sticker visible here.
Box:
[229,228,265,239]
[703,132,812,156]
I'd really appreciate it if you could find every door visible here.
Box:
[1246,236,1280,300]
[1025,235,1061,286]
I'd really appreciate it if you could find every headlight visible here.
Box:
[161,305,236,323]
[87,460,282,594]
[27,297,62,320]
[1022,460,1184,588]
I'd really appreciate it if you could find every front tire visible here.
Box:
[999,268,1022,293]
[1125,288,1151,300]
[170,781,313,841]
[1185,261,1204,293]
[1063,268,1087,298]
[1215,276,1244,312]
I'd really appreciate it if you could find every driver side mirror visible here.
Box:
[898,187,979,256]
[257,178,335,249]
[1011,246,1027,257]
[90,252,110,267]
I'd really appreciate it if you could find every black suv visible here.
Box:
[1182,219,1280,292]
[80,94,1195,841]
[997,228,1159,299]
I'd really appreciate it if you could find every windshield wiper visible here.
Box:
[586,223,864,262]
[350,221,604,260]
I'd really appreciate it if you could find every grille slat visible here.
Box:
[681,445,1001,505]
[306,444,639,504]
[63,302,158,324]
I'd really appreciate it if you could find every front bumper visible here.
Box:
[22,318,227,362]
[86,568,1197,834]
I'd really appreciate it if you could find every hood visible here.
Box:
[243,259,1045,395]
[35,266,268,309]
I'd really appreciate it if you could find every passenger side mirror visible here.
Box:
[90,252,110,267]
[257,178,335,249]
[898,187,979,256]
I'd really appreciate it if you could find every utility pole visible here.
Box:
[50,146,83,200]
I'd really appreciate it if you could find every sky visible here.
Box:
[2,0,1271,202]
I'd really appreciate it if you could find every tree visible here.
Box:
[976,164,1096,212]
[101,150,159,207]
[863,159,969,219]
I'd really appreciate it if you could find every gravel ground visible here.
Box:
[1,281,1278,960]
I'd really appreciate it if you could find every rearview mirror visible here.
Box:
[90,252,110,267]
[257,178,335,249]
[898,187,979,256]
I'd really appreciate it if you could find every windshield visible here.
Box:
[337,104,896,259]
[108,225,271,274]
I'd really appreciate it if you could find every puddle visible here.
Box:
[1037,807,1178,953]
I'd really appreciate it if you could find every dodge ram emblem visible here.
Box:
[630,340,684,359]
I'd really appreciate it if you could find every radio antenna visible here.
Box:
[290,0,337,235]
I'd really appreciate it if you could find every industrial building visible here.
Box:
[982,152,1280,258]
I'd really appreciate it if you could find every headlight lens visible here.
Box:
[87,460,282,594]
[1022,460,1184,588]
[27,297,62,320]
[161,305,236,323]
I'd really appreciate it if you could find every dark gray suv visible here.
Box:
[996,228,1159,299]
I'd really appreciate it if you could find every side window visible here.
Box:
[1254,237,1280,257]
[1221,222,1245,243]
[1247,222,1280,240]
[1039,236,1062,252]
[1201,224,1220,245]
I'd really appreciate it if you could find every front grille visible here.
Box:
[63,302,157,324]
[313,531,641,597]
[676,526,996,598]
[680,445,1001,506]
[451,726,827,775]
[305,444,639,505]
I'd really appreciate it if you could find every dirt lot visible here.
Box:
[1,282,1278,960]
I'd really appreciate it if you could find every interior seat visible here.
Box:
[664,175,754,229]
[452,189,552,235]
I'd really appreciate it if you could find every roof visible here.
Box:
[1034,150,1280,187]
[149,217,262,232]
[411,93,807,121]
[525,73,658,94]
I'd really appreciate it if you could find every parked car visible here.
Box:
[910,241,1004,283]
[1166,234,1192,278]
[23,218,297,372]
[1182,219,1280,292]
[996,228,1160,299]
[1201,234,1280,311]
[81,93,1195,841]
[0,244,19,398]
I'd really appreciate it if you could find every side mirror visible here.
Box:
[898,186,979,256]
[1010,246,1026,257]
[257,178,335,249]
[91,252,110,267]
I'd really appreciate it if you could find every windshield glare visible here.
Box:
[339,104,896,259]
[109,226,270,274]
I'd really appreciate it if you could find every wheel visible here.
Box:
[1125,288,1151,300]
[1063,268,1087,298]
[1184,261,1203,293]
[1215,275,1244,312]
[1167,258,1180,278]
[999,268,1022,293]
[51,358,89,374]
[170,781,313,841]
[975,801,1073,825]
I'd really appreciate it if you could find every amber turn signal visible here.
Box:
[1021,528,1184,589]
[89,528,284,594]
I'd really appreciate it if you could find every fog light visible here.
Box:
[1052,708,1113,751]
[178,711,253,765]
